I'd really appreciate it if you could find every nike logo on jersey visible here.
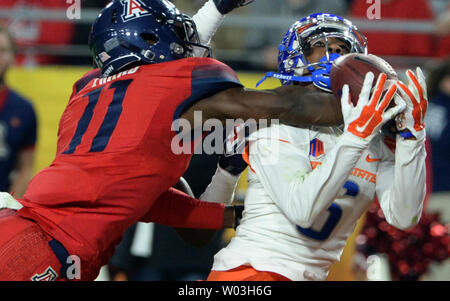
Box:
[365,154,381,162]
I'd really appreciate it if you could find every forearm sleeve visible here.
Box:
[140,188,225,229]
[192,0,225,57]
[376,134,427,229]
[249,132,368,228]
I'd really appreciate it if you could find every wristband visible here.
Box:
[399,131,414,139]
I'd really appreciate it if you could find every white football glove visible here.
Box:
[395,67,428,140]
[0,192,23,210]
[341,72,406,142]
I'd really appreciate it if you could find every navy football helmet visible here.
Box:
[88,0,211,76]
[257,13,368,92]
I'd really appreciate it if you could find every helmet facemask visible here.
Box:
[89,0,212,77]
[172,14,212,58]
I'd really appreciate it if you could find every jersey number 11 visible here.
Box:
[63,79,133,154]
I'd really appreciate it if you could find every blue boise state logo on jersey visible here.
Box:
[309,138,324,158]
[121,0,150,22]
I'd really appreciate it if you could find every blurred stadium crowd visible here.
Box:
[0,0,449,281]
[1,0,449,68]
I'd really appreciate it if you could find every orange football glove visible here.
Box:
[342,72,406,142]
[395,67,428,140]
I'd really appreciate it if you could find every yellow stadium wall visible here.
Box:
[5,66,90,173]
[5,66,365,281]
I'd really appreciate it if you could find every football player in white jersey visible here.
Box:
[199,13,428,281]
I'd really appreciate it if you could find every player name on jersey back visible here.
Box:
[91,66,140,88]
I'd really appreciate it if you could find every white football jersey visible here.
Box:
[211,124,426,281]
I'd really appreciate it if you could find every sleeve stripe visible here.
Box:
[173,59,243,122]
[173,80,242,122]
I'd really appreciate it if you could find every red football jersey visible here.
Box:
[18,57,242,278]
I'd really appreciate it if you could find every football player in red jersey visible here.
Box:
[0,0,348,281]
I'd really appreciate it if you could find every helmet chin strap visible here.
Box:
[256,72,313,87]
[313,81,332,93]
[257,53,340,92]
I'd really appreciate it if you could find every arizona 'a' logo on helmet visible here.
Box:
[121,0,150,22]
[89,0,211,77]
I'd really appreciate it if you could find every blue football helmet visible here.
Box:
[88,0,211,77]
[257,13,368,92]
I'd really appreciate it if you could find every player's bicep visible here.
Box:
[182,85,342,128]
[182,87,284,124]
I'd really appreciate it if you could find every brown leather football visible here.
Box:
[330,53,398,106]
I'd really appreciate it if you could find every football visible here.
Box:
[330,53,398,106]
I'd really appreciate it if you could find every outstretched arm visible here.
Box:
[182,85,343,129]
[190,2,343,128]
[376,68,428,230]
[375,136,426,230]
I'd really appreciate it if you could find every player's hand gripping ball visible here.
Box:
[331,54,404,138]
[340,72,405,142]
[330,53,398,106]
[395,67,428,140]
